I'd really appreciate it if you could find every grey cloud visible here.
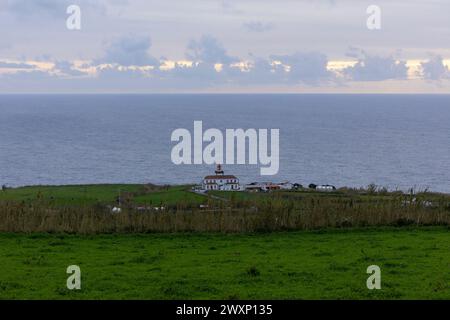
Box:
[0,51,334,91]
[97,65,148,80]
[3,70,51,79]
[53,61,87,76]
[93,63,222,91]
[223,57,285,85]
[186,35,238,64]
[166,51,330,87]
[420,55,449,80]
[243,21,274,33]
[346,46,364,59]
[169,63,220,80]
[220,0,244,14]
[271,52,332,84]
[93,35,332,87]
[4,32,448,93]
[344,54,408,81]
[2,0,450,67]
[161,62,224,89]
[96,35,160,66]
[0,61,35,69]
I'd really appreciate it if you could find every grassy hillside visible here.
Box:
[1,184,449,233]
[0,227,448,299]
[0,184,205,206]
[0,185,448,299]
[2,184,448,208]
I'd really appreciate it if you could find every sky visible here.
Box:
[0,0,449,93]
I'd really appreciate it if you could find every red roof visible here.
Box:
[204,175,238,180]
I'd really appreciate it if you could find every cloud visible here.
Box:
[3,31,449,93]
[271,52,332,84]
[96,35,160,66]
[0,50,334,91]
[420,55,449,80]
[343,51,408,81]
[168,62,219,80]
[0,61,35,69]
[224,58,286,86]
[186,35,238,64]
[243,21,274,33]
[96,65,148,80]
[166,50,332,87]
[231,58,281,83]
[219,0,244,14]
[53,61,87,76]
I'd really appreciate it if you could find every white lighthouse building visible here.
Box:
[202,164,240,191]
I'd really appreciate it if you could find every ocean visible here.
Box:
[0,94,449,192]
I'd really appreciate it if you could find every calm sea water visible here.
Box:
[0,94,449,192]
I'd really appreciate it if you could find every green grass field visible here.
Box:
[1,184,448,208]
[1,184,448,299]
[0,184,205,206]
[0,227,448,299]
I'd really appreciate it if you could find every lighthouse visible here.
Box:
[202,165,240,191]
[215,164,224,175]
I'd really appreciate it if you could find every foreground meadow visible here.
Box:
[0,227,448,300]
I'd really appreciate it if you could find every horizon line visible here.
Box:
[1,92,450,95]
